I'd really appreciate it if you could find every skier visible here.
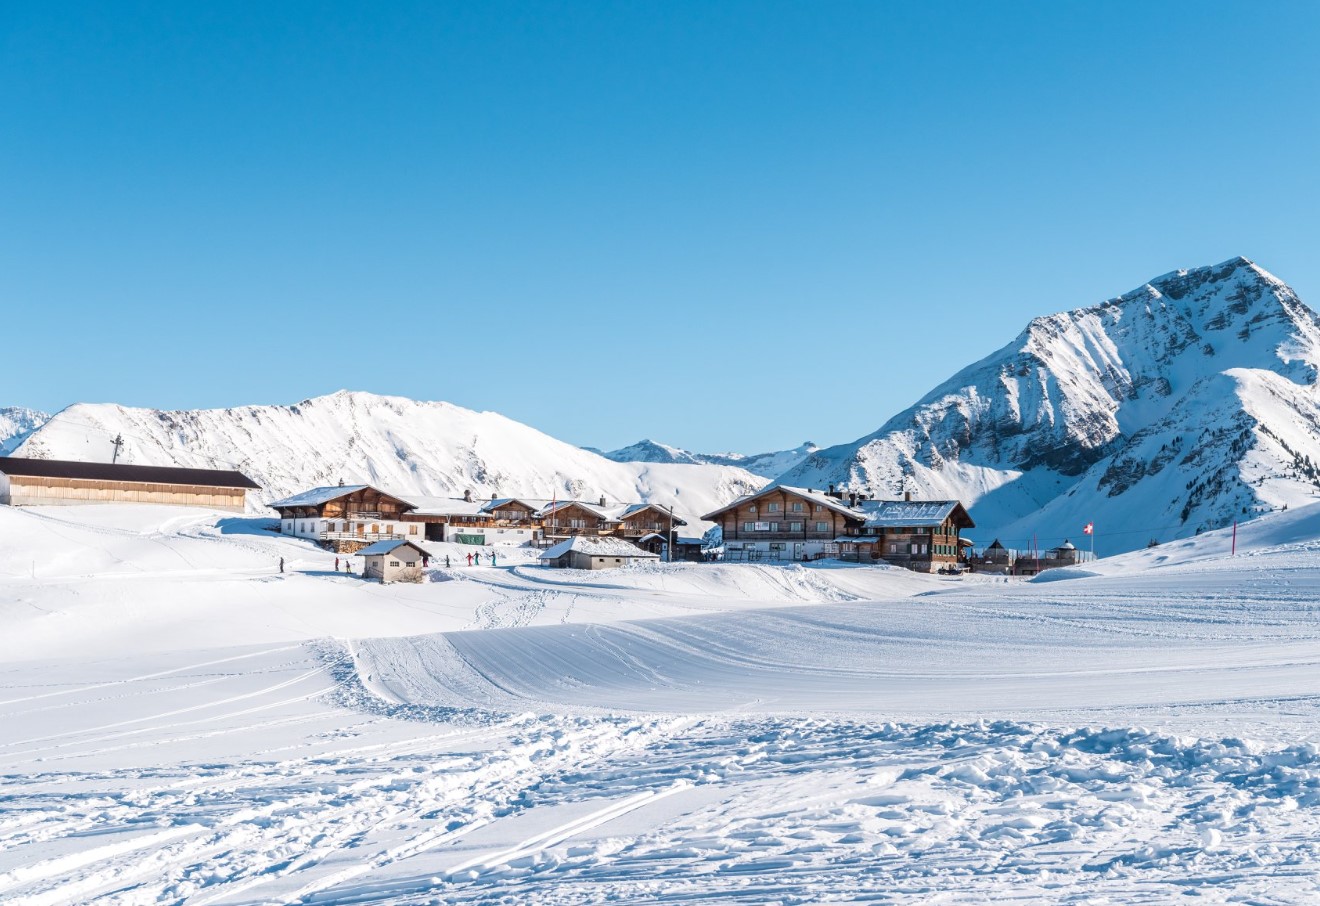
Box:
[334,556,340,571]
[466,552,473,566]
[279,557,284,574]
[474,551,481,566]
[490,551,497,567]
[445,555,451,568]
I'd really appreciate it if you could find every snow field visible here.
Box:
[4,502,1320,901]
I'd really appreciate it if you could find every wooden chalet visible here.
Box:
[268,485,421,552]
[0,456,259,511]
[703,485,974,572]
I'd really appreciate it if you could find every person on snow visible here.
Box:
[466,552,473,566]
[279,557,284,574]
[334,556,340,571]
[445,555,451,568]
[474,551,482,566]
[490,551,497,567]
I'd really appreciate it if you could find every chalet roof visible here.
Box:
[856,499,974,529]
[701,485,864,522]
[480,497,540,513]
[985,538,1007,550]
[616,502,688,525]
[538,499,618,521]
[353,539,431,558]
[268,485,369,508]
[538,536,659,560]
[0,456,260,490]
[268,485,418,511]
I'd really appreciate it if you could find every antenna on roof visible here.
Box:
[110,434,125,464]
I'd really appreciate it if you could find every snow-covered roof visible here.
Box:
[268,486,370,509]
[538,499,618,521]
[700,485,866,522]
[856,499,966,529]
[538,536,660,560]
[480,497,541,513]
[405,496,487,517]
[353,539,430,558]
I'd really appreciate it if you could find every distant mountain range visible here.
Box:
[8,256,1320,554]
[7,392,762,525]
[598,439,820,479]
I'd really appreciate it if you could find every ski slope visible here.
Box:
[3,502,1320,902]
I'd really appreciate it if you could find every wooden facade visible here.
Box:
[704,486,975,572]
[269,486,421,553]
[0,457,259,511]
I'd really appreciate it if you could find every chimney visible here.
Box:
[904,490,912,502]
[848,491,857,507]
[599,495,607,507]
[463,489,472,502]
[491,492,497,501]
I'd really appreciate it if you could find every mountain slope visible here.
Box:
[12,392,762,521]
[603,439,819,479]
[776,257,1320,551]
[0,407,49,455]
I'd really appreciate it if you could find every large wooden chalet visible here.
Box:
[0,457,259,511]
[268,485,424,552]
[703,484,974,572]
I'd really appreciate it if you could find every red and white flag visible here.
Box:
[1083,522,1094,535]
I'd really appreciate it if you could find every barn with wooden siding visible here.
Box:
[0,457,260,510]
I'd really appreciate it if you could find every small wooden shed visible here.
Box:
[356,539,430,583]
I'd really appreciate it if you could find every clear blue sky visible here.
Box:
[4,1,1318,453]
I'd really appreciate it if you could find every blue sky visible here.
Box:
[4,1,1319,453]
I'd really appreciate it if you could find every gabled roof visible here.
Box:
[616,502,688,525]
[480,497,540,513]
[856,499,974,529]
[538,499,617,521]
[700,485,864,522]
[0,456,260,489]
[268,485,369,508]
[353,539,431,558]
[538,536,659,560]
[267,485,417,511]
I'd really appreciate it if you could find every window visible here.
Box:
[791,502,803,513]
[390,560,400,567]
[743,522,756,532]
[889,543,898,554]
[409,525,418,535]
[569,518,586,529]
[766,503,780,513]
[815,521,828,532]
[816,504,825,512]
[790,522,802,532]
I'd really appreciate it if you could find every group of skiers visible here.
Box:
[284,549,502,575]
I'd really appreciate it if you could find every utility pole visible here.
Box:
[110,434,125,464]
[666,504,675,563]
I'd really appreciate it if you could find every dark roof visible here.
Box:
[0,457,261,490]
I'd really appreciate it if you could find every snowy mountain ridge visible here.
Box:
[777,256,1320,552]
[0,407,49,456]
[10,392,762,522]
[601,438,820,478]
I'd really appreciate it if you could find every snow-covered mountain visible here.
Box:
[777,257,1320,552]
[603,439,819,479]
[0,407,48,455]
[11,392,762,522]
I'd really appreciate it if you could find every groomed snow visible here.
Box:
[4,502,1320,902]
